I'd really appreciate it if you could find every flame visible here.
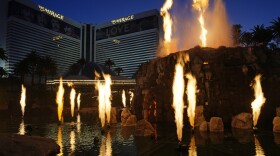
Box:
[189,136,197,156]
[122,90,126,107]
[99,133,112,156]
[251,75,266,127]
[70,129,76,153]
[192,0,209,47]
[77,113,81,133]
[56,76,64,122]
[160,0,173,43]
[96,73,112,128]
[129,91,134,107]
[77,93,81,111]
[186,73,197,129]
[70,87,76,117]
[57,126,63,156]
[20,84,26,117]
[172,57,185,141]
[254,136,265,156]
[18,119,25,135]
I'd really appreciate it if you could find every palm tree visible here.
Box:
[13,59,29,82]
[0,67,7,78]
[232,24,243,46]
[114,67,123,76]
[104,58,115,74]
[26,50,40,85]
[251,24,273,47]
[240,32,253,47]
[0,48,7,61]
[42,55,57,82]
[270,17,280,46]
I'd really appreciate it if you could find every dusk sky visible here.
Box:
[30,0,280,31]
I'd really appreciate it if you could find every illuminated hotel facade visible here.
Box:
[1,0,161,78]
[94,10,160,78]
[1,0,82,74]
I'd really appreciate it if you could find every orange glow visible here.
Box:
[192,0,209,47]
[186,73,197,129]
[251,75,266,127]
[122,90,126,107]
[20,84,26,117]
[57,126,63,156]
[70,87,76,118]
[254,136,265,156]
[96,73,112,128]
[70,129,76,153]
[56,77,64,122]
[160,0,173,43]
[172,56,185,141]
[99,133,112,156]
[188,136,197,156]
[77,93,81,111]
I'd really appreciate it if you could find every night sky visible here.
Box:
[31,0,280,31]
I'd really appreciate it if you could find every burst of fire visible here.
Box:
[56,76,64,122]
[77,93,81,111]
[70,87,76,117]
[192,0,209,47]
[186,73,197,129]
[57,126,63,156]
[172,58,185,141]
[160,0,173,43]
[122,90,126,107]
[18,119,25,135]
[104,74,112,125]
[96,73,112,128]
[251,74,266,127]
[20,84,26,117]
[129,91,134,107]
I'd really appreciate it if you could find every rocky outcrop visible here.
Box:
[231,113,253,129]
[195,106,206,127]
[276,107,280,117]
[273,117,280,133]
[0,133,59,156]
[133,47,280,127]
[111,107,117,124]
[121,108,137,126]
[199,121,208,132]
[209,117,224,133]
[134,120,155,136]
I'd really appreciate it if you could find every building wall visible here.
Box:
[0,0,8,67]
[95,10,160,78]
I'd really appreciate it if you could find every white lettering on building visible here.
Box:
[38,5,64,20]
[111,15,134,24]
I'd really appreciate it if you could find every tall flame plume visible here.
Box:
[251,74,266,127]
[77,93,81,111]
[70,87,76,117]
[56,77,64,122]
[129,91,134,107]
[186,73,197,129]
[172,56,185,141]
[160,0,173,44]
[122,90,126,107]
[192,0,209,47]
[20,84,26,117]
[96,73,112,128]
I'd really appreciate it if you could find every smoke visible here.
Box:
[157,0,232,57]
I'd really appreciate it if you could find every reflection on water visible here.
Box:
[99,132,112,156]
[57,126,63,156]
[77,113,81,133]
[254,136,265,156]
[188,136,197,156]
[18,120,25,135]
[70,130,76,154]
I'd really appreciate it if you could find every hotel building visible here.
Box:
[2,0,82,74]
[94,10,160,78]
